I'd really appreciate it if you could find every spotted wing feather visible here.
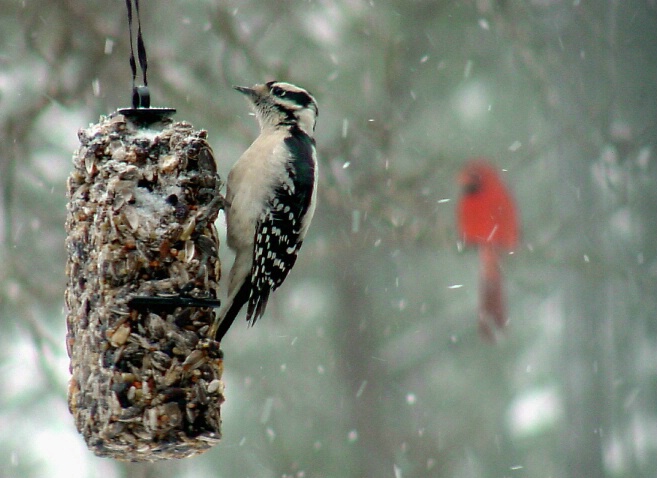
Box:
[245,131,316,324]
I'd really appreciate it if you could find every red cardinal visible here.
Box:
[456,159,519,341]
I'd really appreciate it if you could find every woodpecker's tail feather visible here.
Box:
[211,282,250,342]
[245,290,271,327]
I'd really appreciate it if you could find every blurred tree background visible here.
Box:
[1,0,657,477]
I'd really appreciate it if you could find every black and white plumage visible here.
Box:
[210,81,319,342]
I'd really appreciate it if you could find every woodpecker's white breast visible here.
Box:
[225,128,291,253]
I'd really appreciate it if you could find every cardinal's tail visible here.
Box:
[478,245,507,340]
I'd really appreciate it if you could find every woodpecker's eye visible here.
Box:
[271,86,286,97]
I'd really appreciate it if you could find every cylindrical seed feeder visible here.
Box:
[65,111,225,461]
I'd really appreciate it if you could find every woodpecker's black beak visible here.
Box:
[233,85,256,97]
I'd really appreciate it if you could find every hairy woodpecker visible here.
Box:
[210,81,319,342]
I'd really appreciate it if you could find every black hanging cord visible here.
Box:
[126,0,150,108]
[119,0,175,121]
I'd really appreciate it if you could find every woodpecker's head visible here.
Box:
[234,81,318,135]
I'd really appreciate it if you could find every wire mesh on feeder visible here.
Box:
[64,1,224,461]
